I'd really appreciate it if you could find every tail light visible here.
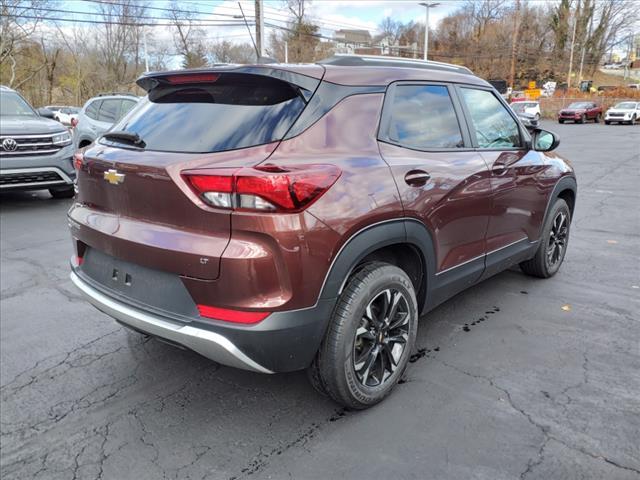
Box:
[73,152,84,170]
[70,117,78,128]
[183,164,341,213]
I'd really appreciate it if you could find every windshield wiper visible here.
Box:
[102,130,146,148]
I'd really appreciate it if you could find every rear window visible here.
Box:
[106,74,306,153]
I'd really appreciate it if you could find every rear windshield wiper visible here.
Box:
[102,130,146,148]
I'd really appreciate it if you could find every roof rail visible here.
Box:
[318,54,473,75]
[96,92,138,97]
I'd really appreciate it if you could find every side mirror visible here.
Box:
[37,107,55,119]
[532,128,560,152]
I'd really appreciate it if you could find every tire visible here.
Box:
[534,113,540,121]
[520,199,571,278]
[49,186,75,199]
[630,115,637,126]
[594,113,601,123]
[558,119,564,124]
[605,120,611,125]
[578,114,586,124]
[310,261,418,409]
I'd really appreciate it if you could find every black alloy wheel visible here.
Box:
[353,288,410,388]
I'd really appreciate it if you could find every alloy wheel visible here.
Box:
[546,211,568,268]
[353,288,410,388]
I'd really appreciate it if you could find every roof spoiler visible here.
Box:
[136,66,322,101]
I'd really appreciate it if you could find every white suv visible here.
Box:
[74,93,139,149]
[604,101,640,125]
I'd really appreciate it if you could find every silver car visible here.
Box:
[74,93,139,149]
[0,86,76,198]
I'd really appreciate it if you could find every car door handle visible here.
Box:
[404,170,431,187]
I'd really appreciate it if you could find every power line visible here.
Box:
[12,3,249,25]
[79,0,239,18]
[0,12,249,27]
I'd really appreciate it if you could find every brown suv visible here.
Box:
[69,55,576,409]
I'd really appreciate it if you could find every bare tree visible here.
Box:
[167,1,207,69]
[210,40,255,64]
[96,0,149,88]
[0,0,51,86]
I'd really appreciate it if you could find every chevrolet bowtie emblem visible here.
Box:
[104,169,125,185]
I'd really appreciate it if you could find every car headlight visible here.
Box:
[52,131,72,146]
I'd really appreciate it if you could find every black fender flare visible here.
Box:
[541,175,577,231]
[318,218,437,312]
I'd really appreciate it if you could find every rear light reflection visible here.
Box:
[183,164,341,213]
[197,305,270,324]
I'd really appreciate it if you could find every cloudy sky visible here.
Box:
[61,0,466,43]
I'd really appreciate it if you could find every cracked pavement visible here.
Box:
[1,121,639,479]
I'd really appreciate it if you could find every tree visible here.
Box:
[167,1,207,69]
[0,0,51,86]
[269,0,324,62]
[210,40,255,64]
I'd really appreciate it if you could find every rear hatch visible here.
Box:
[73,67,323,280]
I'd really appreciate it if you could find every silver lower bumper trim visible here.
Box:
[70,272,273,374]
[0,167,74,189]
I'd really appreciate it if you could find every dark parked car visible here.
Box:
[558,101,602,123]
[69,55,577,409]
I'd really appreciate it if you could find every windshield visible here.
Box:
[614,102,637,109]
[107,74,306,153]
[0,91,36,116]
[567,102,591,109]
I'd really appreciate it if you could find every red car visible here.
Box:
[558,101,602,123]
[69,55,576,409]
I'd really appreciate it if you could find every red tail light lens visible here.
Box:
[197,304,270,324]
[73,152,84,170]
[167,73,220,84]
[70,117,78,128]
[183,164,341,213]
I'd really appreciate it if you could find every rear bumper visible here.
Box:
[70,269,335,373]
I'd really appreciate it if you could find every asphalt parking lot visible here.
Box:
[1,121,639,480]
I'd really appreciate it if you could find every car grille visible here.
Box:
[0,170,64,186]
[608,112,625,117]
[0,134,65,157]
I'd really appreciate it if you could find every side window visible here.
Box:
[85,100,102,120]
[383,84,464,150]
[97,99,120,123]
[118,100,136,120]
[460,88,522,149]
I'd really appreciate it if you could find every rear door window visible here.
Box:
[107,74,306,153]
[97,99,121,123]
[380,84,464,150]
[85,100,102,120]
[460,88,522,149]
[118,99,137,120]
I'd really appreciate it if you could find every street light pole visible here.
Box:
[419,2,440,61]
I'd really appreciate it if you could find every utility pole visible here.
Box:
[254,0,264,57]
[508,0,521,89]
[143,27,149,72]
[567,3,580,89]
[624,34,633,80]
[284,42,288,63]
[419,2,440,61]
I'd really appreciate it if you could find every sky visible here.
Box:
[59,0,466,43]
